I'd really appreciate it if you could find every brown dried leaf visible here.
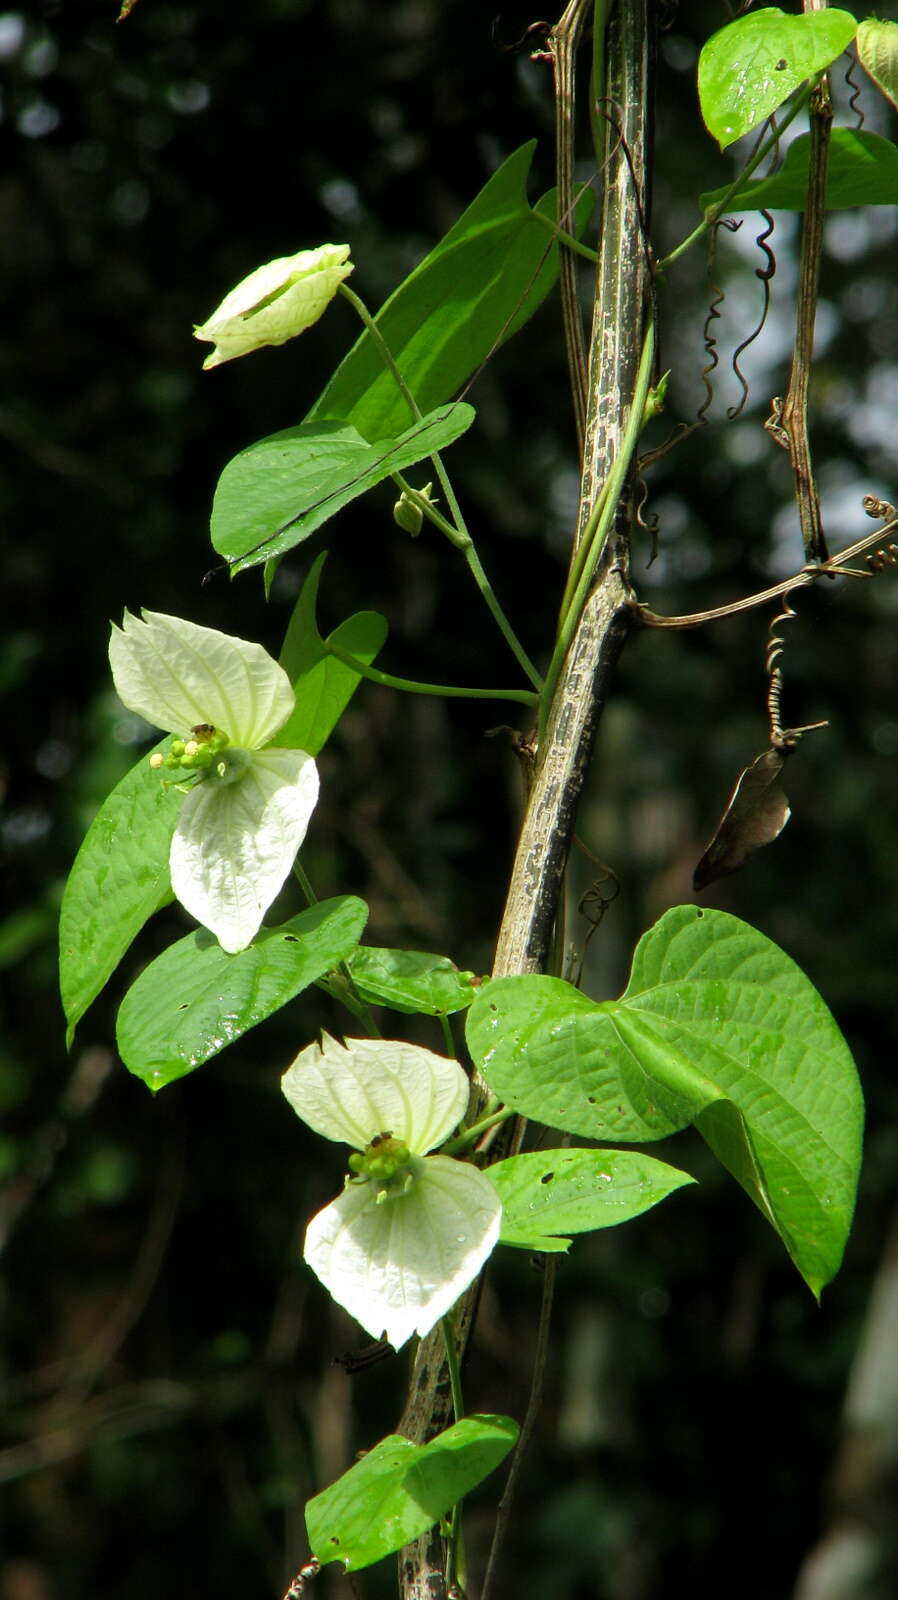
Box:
[693,748,791,891]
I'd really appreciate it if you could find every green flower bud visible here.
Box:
[393,492,424,537]
[392,482,435,538]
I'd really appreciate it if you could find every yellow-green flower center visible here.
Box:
[150,726,252,787]
[347,1132,420,1200]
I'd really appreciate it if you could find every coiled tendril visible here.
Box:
[765,592,828,750]
[282,1558,320,1599]
[728,209,777,420]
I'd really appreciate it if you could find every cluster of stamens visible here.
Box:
[150,723,230,779]
[347,1132,416,1201]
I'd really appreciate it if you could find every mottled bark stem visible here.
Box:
[765,0,832,563]
[548,0,593,454]
[396,4,653,1594]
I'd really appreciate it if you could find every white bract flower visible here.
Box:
[194,244,353,369]
[282,1035,502,1349]
[109,610,319,954]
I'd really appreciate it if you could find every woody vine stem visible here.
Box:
[395,1,878,1593]
[396,2,652,1594]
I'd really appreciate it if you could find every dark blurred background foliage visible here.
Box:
[2,2,898,1597]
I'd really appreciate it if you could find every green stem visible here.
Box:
[658,82,814,273]
[558,321,656,627]
[442,1103,513,1158]
[590,0,611,169]
[391,472,470,550]
[292,861,382,1038]
[291,858,318,906]
[556,474,611,630]
[539,318,655,736]
[439,1013,455,1058]
[531,206,599,263]
[338,283,543,692]
[323,636,539,707]
[464,542,544,690]
[338,282,421,421]
[441,1312,466,1594]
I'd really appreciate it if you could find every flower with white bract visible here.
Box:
[194,244,353,369]
[109,609,319,954]
[282,1035,502,1349]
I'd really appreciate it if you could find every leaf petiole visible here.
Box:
[338,283,543,691]
[322,637,539,707]
[442,1104,514,1158]
[658,79,815,273]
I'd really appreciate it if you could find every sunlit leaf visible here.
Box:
[60,741,179,1044]
[307,141,594,441]
[305,1416,519,1572]
[116,895,368,1089]
[698,8,857,149]
[488,1148,695,1252]
[700,129,898,213]
[467,907,863,1296]
[211,403,474,573]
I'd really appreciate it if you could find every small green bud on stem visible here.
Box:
[393,481,436,537]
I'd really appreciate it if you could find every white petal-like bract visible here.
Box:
[281,1035,470,1154]
[171,749,319,953]
[304,1156,502,1348]
[194,244,353,369]
[109,610,294,748]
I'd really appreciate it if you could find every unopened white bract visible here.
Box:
[194,244,353,369]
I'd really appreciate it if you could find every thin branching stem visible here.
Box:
[292,861,382,1037]
[638,519,898,630]
[323,637,539,707]
[481,1257,558,1600]
[337,284,543,691]
[441,1313,467,1594]
[658,82,814,273]
[540,318,655,735]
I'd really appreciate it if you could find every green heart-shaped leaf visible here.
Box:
[467,907,863,1296]
[487,1148,695,1252]
[116,895,368,1088]
[305,1415,519,1572]
[699,7,857,149]
[60,741,180,1043]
